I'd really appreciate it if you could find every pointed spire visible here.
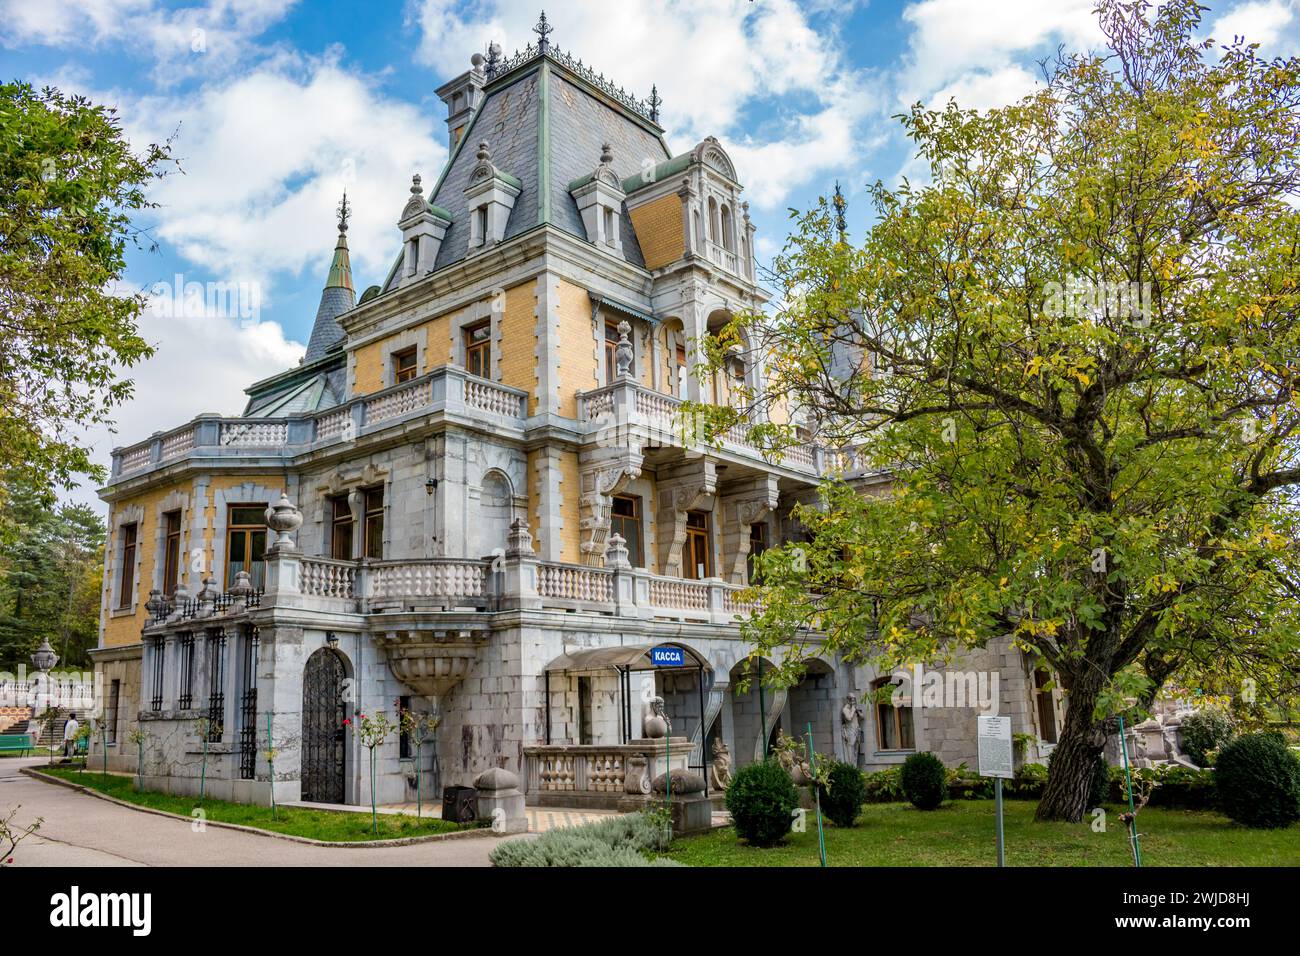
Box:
[649,84,661,124]
[306,192,357,361]
[325,191,354,291]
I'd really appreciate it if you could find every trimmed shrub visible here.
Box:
[1214,731,1300,829]
[489,810,681,867]
[817,761,867,827]
[1180,708,1235,768]
[900,752,948,810]
[725,759,799,846]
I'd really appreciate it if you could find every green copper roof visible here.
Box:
[623,152,691,194]
[325,230,354,290]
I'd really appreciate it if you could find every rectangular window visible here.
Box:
[162,510,182,597]
[149,637,164,712]
[363,487,384,560]
[604,321,621,384]
[610,495,643,568]
[237,627,259,780]
[747,522,768,584]
[683,510,712,580]
[206,630,226,742]
[465,321,491,378]
[873,677,915,751]
[226,506,267,591]
[178,633,195,709]
[1035,669,1058,744]
[106,679,120,745]
[330,495,354,559]
[603,207,615,247]
[399,695,412,759]
[474,206,487,245]
[577,676,593,745]
[393,346,418,383]
[117,523,138,609]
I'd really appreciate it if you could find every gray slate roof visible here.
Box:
[304,285,355,361]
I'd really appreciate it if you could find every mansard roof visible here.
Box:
[380,41,670,292]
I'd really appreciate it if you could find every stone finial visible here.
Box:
[228,570,253,608]
[606,533,631,570]
[599,142,614,165]
[196,576,219,616]
[470,51,485,75]
[476,140,491,163]
[474,767,520,791]
[29,638,58,673]
[614,319,633,377]
[506,517,534,558]
[145,589,169,621]
[265,492,304,551]
[410,173,423,196]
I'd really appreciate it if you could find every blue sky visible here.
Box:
[2,0,1298,509]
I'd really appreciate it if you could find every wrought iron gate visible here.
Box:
[300,648,347,803]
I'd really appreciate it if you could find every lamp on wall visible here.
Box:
[325,632,339,648]
[425,478,439,495]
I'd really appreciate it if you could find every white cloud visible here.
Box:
[111,57,445,295]
[898,0,1100,109]
[65,292,305,510]
[0,0,299,83]
[1211,0,1297,55]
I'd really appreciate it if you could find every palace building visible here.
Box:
[89,17,1062,809]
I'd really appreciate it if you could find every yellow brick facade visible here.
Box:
[499,282,539,412]
[556,449,582,563]
[627,193,684,270]
[556,278,598,417]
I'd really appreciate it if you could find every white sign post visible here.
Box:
[978,715,1014,866]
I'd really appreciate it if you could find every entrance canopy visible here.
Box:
[543,642,712,674]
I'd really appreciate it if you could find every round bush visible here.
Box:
[1180,708,1234,768]
[817,761,867,827]
[900,752,948,810]
[725,759,799,846]
[1214,731,1300,829]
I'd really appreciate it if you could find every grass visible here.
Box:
[36,766,469,843]
[664,799,1300,867]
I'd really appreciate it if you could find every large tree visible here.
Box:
[0,82,170,533]
[704,0,1300,821]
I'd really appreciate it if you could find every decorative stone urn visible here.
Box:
[264,492,303,551]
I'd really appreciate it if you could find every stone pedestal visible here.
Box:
[475,767,528,833]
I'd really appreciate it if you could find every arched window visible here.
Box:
[708,197,720,244]
[720,204,733,252]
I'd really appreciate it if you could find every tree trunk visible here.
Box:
[1035,677,1108,822]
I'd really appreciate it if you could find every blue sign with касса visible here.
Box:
[650,645,685,667]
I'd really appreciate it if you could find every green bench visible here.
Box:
[0,733,33,756]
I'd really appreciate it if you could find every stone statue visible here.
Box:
[642,696,668,739]
[840,694,862,766]
[709,738,732,791]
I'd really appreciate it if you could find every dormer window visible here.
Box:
[398,174,452,287]
[570,143,626,259]
[464,141,521,253]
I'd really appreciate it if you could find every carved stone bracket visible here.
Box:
[579,456,642,567]
[656,460,718,577]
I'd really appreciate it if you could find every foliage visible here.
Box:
[817,761,867,827]
[489,811,681,867]
[1,804,41,866]
[724,759,800,847]
[900,752,948,810]
[0,480,104,670]
[1213,731,1300,828]
[0,82,171,529]
[863,766,905,803]
[1180,707,1236,767]
[697,0,1300,823]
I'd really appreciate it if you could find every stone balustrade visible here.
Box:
[522,740,693,805]
[110,365,529,479]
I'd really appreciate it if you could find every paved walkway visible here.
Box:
[1,758,533,867]
[282,798,622,833]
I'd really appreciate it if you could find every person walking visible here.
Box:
[62,712,79,759]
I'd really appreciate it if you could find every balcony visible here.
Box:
[110,366,529,482]
[578,378,820,477]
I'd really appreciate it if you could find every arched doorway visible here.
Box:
[301,647,348,804]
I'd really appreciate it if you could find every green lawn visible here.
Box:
[36,766,469,843]
[664,800,1300,867]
